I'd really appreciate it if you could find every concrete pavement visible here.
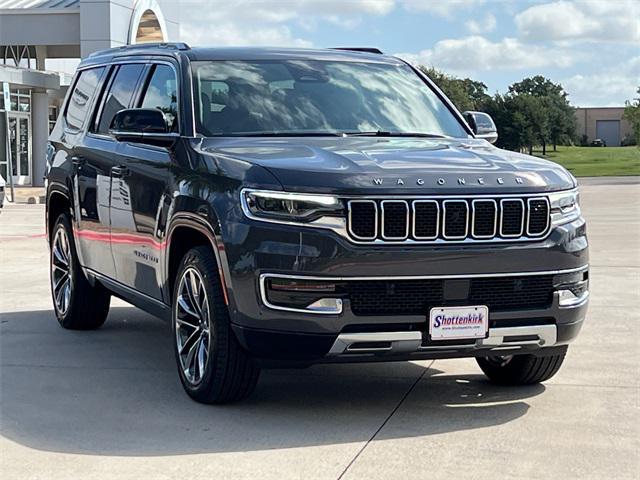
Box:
[0,182,638,479]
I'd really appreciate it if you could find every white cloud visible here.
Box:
[181,23,312,48]
[179,0,395,46]
[402,0,485,18]
[397,36,577,74]
[515,0,640,43]
[561,56,640,106]
[465,12,496,33]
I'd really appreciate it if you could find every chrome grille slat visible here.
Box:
[442,200,469,239]
[346,196,551,244]
[499,199,525,238]
[381,200,410,240]
[348,200,378,240]
[471,199,497,239]
[526,198,550,236]
[412,200,439,240]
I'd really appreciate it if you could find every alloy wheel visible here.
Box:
[175,267,212,385]
[51,228,73,315]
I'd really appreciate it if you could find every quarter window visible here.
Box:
[140,64,178,132]
[65,67,104,131]
[96,64,145,135]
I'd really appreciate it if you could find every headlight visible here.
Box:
[549,189,581,226]
[241,189,344,225]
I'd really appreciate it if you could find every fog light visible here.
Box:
[306,298,343,314]
[263,277,345,314]
[558,283,589,306]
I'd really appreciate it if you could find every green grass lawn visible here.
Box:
[532,146,640,177]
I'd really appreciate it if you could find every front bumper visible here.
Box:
[221,212,588,364]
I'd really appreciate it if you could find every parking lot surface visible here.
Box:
[1,180,639,480]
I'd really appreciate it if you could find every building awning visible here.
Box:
[0,0,80,55]
[0,64,60,90]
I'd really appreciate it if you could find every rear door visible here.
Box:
[62,66,114,275]
[110,62,180,301]
[77,62,146,279]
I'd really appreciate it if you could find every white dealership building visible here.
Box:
[0,0,180,186]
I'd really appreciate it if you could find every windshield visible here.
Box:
[192,60,468,138]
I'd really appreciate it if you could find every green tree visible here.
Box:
[419,66,490,112]
[508,76,575,152]
[623,87,640,145]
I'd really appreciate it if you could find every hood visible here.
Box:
[196,137,575,195]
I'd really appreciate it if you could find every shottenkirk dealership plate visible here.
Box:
[429,305,489,340]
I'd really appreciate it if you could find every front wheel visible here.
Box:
[172,246,260,404]
[476,350,567,385]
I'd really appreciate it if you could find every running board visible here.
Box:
[326,325,557,356]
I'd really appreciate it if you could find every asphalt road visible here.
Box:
[1,181,639,480]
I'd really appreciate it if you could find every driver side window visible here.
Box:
[140,64,179,132]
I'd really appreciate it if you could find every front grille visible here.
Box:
[500,199,524,236]
[346,275,554,316]
[381,201,409,239]
[443,201,468,238]
[347,196,550,243]
[527,199,550,235]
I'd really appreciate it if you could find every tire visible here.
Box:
[476,350,567,385]
[172,246,260,404]
[50,213,111,329]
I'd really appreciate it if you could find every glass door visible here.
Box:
[8,112,31,185]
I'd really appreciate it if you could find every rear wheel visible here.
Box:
[50,213,110,329]
[172,246,260,404]
[476,350,567,385]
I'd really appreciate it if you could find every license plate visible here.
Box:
[429,305,489,340]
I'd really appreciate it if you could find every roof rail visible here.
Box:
[331,47,383,54]
[88,42,191,58]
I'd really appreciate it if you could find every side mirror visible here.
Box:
[109,108,178,146]
[463,111,498,144]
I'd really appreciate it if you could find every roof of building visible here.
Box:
[0,0,78,9]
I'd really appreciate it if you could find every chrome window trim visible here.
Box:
[380,200,410,240]
[499,198,525,238]
[526,197,551,237]
[347,200,378,241]
[471,199,497,239]
[412,200,439,240]
[442,199,469,240]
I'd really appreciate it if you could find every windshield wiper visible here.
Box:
[343,130,446,138]
[219,131,344,137]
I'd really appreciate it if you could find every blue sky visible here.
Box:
[179,0,640,106]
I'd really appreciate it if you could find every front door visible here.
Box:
[8,112,31,185]
[110,63,179,302]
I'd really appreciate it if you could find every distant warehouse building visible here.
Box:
[574,107,633,147]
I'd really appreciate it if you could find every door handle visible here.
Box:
[111,165,130,178]
[71,156,85,167]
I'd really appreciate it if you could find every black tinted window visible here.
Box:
[96,64,144,135]
[140,64,178,132]
[65,67,104,131]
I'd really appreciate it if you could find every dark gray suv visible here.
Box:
[46,43,588,403]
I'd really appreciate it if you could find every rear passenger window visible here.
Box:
[96,64,145,135]
[65,67,104,131]
[140,64,178,132]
